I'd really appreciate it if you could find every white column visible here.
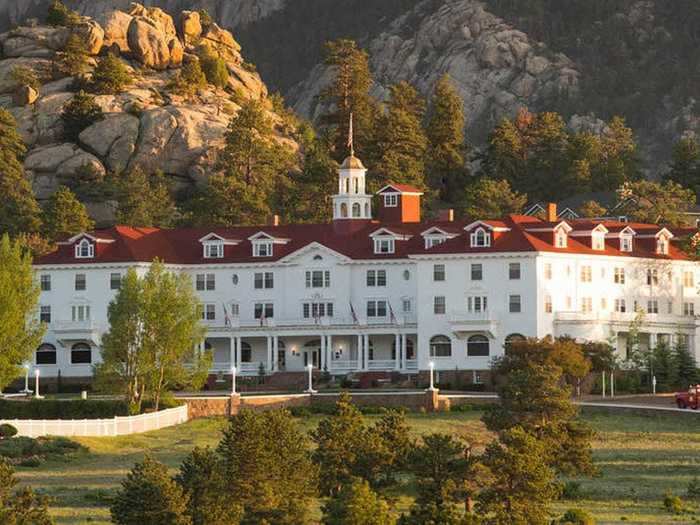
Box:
[266,336,273,372]
[326,335,333,372]
[649,333,657,350]
[401,334,407,370]
[320,335,326,371]
[273,335,279,372]
[235,337,242,367]
[356,334,363,371]
[394,333,401,370]
[363,334,370,370]
[229,336,235,368]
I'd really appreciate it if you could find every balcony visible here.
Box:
[53,320,105,345]
[202,314,417,332]
[554,311,699,330]
[449,310,498,337]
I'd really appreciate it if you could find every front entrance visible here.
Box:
[304,339,320,368]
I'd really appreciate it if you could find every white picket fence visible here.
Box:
[0,404,189,438]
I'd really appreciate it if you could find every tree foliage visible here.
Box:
[61,90,104,142]
[54,33,90,77]
[322,479,395,525]
[168,60,207,97]
[90,53,132,94]
[0,459,53,525]
[615,180,696,226]
[10,66,41,91]
[46,0,80,26]
[42,185,94,241]
[463,178,527,219]
[198,48,230,89]
[0,235,45,390]
[114,169,177,228]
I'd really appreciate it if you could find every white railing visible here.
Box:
[0,405,188,438]
[449,310,493,323]
[405,359,418,370]
[239,362,262,374]
[54,320,104,332]
[330,360,359,371]
[368,359,397,370]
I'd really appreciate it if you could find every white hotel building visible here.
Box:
[32,153,700,382]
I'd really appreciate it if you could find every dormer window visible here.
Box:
[75,239,94,258]
[204,242,224,259]
[425,237,446,249]
[470,228,491,248]
[592,232,605,251]
[555,229,568,248]
[253,241,273,257]
[374,238,395,254]
[620,235,633,252]
[384,194,398,207]
[657,237,669,255]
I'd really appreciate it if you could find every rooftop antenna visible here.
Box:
[347,112,354,157]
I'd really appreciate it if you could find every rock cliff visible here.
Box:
[0,3,293,224]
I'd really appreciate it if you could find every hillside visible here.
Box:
[0,3,294,224]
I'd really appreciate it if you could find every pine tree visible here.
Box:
[426,75,469,202]
[616,180,696,226]
[114,169,177,227]
[198,47,229,88]
[652,342,677,392]
[665,137,700,197]
[578,200,608,218]
[42,185,94,241]
[319,39,378,162]
[188,173,270,227]
[0,109,42,235]
[366,409,413,486]
[90,53,132,94]
[462,178,527,219]
[176,447,240,525]
[217,410,316,524]
[46,0,80,26]
[0,459,53,525]
[322,479,395,525]
[54,33,90,77]
[168,60,207,98]
[61,90,104,142]
[374,81,428,191]
[111,455,191,525]
[673,338,699,387]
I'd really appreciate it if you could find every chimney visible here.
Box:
[271,214,280,227]
[546,203,557,223]
[438,209,454,222]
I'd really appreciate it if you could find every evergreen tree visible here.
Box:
[90,53,132,94]
[319,39,377,162]
[578,200,607,218]
[673,338,699,387]
[322,479,395,525]
[652,342,677,392]
[176,447,239,525]
[46,0,80,26]
[168,60,207,98]
[61,90,104,142]
[0,459,53,525]
[217,410,317,524]
[0,235,45,390]
[111,455,191,525]
[367,409,413,486]
[462,178,527,219]
[426,75,469,202]
[477,427,560,525]
[187,173,270,227]
[198,48,230,88]
[54,33,90,77]
[665,136,700,197]
[10,65,41,91]
[42,185,94,241]
[616,180,696,226]
[0,109,42,235]
[114,169,177,228]
[374,81,427,191]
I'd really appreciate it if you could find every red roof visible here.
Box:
[35,216,694,266]
[378,183,424,194]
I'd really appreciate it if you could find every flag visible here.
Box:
[347,112,354,156]
[388,302,397,324]
[223,304,231,327]
[349,302,359,325]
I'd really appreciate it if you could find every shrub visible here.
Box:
[199,9,213,30]
[0,435,84,465]
[561,481,584,500]
[167,60,206,97]
[90,54,132,94]
[199,49,229,88]
[19,456,41,468]
[688,476,700,500]
[47,0,80,27]
[61,90,104,142]
[0,399,129,419]
[10,66,41,91]
[663,492,683,514]
[54,33,90,77]
[0,423,18,439]
[560,508,596,524]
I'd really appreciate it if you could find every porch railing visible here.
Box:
[368,359,398,371]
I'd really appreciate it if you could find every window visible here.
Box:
[199,303,216,321]
[253,241,273,257]
[467,335,490,357]
[470,228,490,247]
[241,342,252,362]
[352,203,361,217]
[374,238,395,254]
[254,303,274,319]
[75,273,86,291]
[40,305,51,324]
[580,266,592,283]
[384,194,398,207]
[684,302,695,316]
[110,273,121,290]
[366,300,387,318]
[303,302,334,318]
[425,237,446,249]
[254,272,274,289]
[544,295,552,313]
[196,274,216,291]
[367,270,387,287]
[433,264,446,282]
[204,243,224,258]
[614,267,625,284]
[684,271,694,288]
[306,270,330,288]
[467,296,488,313]
[647,269,659,286]
[581,297,593,313]
[40,275,51,291]
[402,299,411,313]
[471,264,483,281]
[36,343,56,365]
[601,298,608,310]
[555,229,568,248]
[71,304,90,321]
[504,333,526,351]
[544,263,552,280]
[71,343,92,364]
[434,296,446,315]
[509,263,521,280]
[509,294,521,313]
[403,270,410,281]
[657,237,669,255]
[592,233,605,251]
[620,235,633,252]
[647,300,659,314]
[429,335,451,357]
[75,239,94,258]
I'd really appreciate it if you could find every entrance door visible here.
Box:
[303,350,319,368]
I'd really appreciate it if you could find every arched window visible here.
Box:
[429,335,451,357]
[467,335,490,357]
[364,203,370,217]
[504,333,526,352]
[352,202,361,217]
[470,228,490,248]
[241,341,252,363]
[75,239,94,258]
[340,203,348,218]
[36,343,56,365]
[71,342,92,364]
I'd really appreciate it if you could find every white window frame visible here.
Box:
[470,228,491,248]
[656,237,669,255]
[620,235,633,252]
[580,265,592,283]
[204,242,224,259]
[75,239,94,259]
[383,194,398,207]
[253,241,273,257]
[591,232,605,251]
[615,299,626,313]
[555,229,568,248]
[614,267,625,284]
[684,271,694,288]
[684,302,695,316]
[374,238,395,255]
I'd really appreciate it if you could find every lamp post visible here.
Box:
[231,366,238,396]
[34,368,43,399]
[652,375,657,395]
[427,361,436,391]
[21,363,32,394]
[305,363,316,394]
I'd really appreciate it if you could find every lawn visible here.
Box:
[14,409,700,525]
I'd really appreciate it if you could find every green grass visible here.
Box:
[13,411,700,525]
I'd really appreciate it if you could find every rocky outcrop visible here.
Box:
[179,10,201,45]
